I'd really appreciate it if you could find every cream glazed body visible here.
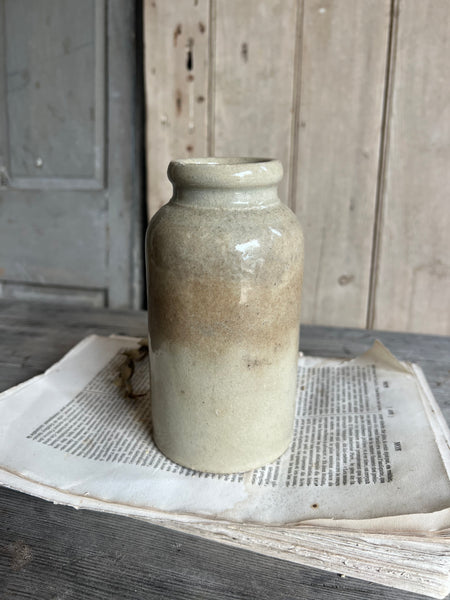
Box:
[146,158,304,473]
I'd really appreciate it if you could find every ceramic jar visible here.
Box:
[146,158,304,473]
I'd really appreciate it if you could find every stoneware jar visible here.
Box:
[146,157,304,473]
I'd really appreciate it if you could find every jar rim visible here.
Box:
[168,157,283,189]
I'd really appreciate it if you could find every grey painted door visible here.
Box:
[0,0,144,308]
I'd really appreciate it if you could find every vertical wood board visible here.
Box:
[292,0,390,327]
[373,0,450,335]
[213,0,298,206]
[107,0,145,309]
[144,0,210,218]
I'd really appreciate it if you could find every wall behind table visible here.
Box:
[144,0,450,335]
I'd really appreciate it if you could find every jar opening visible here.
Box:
[172,157,273,166]
[168,157,283,189]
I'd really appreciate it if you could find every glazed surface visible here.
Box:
[146,159,304,473]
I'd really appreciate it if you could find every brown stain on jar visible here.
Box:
[147,203,303,353]
[148,268,302,352]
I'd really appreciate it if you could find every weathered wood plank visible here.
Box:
[212,0,298,206]
[372,0,450,335]
[144,0,210,218]
[107,0,145,309]
[292,0,391,328]
[1,487,428,600]
[0,301,148,389]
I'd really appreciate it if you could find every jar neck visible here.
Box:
[171,185,280,209]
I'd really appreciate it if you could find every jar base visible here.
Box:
[153,436,292,475]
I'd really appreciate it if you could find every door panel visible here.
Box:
[0,0,143,308]
[0,190,107,287]
[4,0,104,187]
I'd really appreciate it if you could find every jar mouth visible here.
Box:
[168,157,283,189]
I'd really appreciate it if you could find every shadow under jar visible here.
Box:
[146,157,304,473]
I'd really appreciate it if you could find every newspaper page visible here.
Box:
[0,335,449,530]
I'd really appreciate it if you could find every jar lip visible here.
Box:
[168,157,283,188]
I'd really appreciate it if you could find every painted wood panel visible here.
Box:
[3,0,104,189]
[213,0,298,206]
[0,0,107,290]
[0,0,144,309]
[373,0,450,335]
[144,0,210,218]
[292,0,391,328]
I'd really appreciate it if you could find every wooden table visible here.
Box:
[1,300,449,600]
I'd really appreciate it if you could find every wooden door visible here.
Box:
[0,0,144,309]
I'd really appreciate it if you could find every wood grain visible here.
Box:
[291,0,391,328]
[2,486,431,600]
[213,0,298,206]
[1,300,447,599]
[372,0,450,335]
[144,0,210,218]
